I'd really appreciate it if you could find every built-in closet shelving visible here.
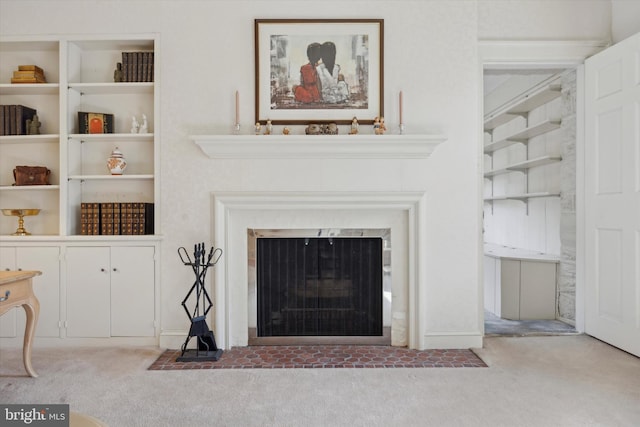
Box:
[483,79,563,207]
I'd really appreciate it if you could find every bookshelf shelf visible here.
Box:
[0,134,59,144]
[0,185,60,191]
[68,133,154,142]
[0,83,60,96]
[68,82,153,95]
[68,174,154,181]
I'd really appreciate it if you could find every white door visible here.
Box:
[584,32,640,357]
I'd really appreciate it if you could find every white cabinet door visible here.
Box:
[66,247,111,337]
[17,247,61,337]
[584,31,640,357]
[66,245,155,338]
[0,247,18,337]
[0,247,61,338]
[110,246,155,336]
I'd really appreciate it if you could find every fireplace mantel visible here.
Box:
[190,134,446,159]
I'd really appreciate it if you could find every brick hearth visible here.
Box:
[148,345,487,370]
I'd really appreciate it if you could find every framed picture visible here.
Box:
[255,19,384,125]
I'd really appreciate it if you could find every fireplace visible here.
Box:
[210,191,429,349]
[248,229,390,344]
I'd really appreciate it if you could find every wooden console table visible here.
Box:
[0,270,41,377]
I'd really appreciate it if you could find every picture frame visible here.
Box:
[255,19,384,125]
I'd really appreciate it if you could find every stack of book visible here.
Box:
[0,104,37,135]
[121,51,154,82]
[80,202,154,235]
[10,65,47,83]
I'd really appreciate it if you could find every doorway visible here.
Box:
[482,64,577,335]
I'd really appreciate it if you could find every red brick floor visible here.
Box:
[148,345,487,370]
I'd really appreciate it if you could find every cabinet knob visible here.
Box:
[112,268,118,272]
[100,268,106,272]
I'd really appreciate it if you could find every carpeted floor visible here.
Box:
[149,345,487,370]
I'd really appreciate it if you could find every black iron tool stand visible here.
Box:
[176,243,223,362]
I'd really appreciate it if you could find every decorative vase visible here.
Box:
[107,147,127,175]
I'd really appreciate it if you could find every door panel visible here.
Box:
[110,246,155,337]
[66,247,110,337]
[584,31,640,356]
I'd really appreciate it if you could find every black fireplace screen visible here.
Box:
[257,237,383,337]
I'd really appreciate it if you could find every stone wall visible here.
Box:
[558,70,577,324]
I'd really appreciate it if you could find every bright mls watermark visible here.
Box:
[1,405,69,426]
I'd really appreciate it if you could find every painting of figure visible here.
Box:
[255,19,383,124]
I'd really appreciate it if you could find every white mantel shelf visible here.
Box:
[190,134,447,159]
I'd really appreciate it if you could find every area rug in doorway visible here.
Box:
[148,345,487,370]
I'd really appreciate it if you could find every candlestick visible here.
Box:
[235,90,239,125]
[399,90,403,125]
[399,91,404,134]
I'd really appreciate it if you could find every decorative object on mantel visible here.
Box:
[2,208,40,236]
[305,124,322,135]
[264,119,273,135]
[304,123,338,135]
[282,127,291,135]
[234,90,240,134]
[349,117,359,134]
[254,122,261,135]
[399,91,405,135]
[254,19,384,125]
[107,147,127,175]
[373,116,387,135]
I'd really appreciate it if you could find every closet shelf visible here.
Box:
[483,120,561,153]
[484,82,562,131]
[484,192,561,202]
[484,155,562,177]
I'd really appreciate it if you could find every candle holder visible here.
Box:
[233,123,241,135]
[2,209,41,236]
[399,123,405,135]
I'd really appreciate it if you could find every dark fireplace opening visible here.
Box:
[257,237,383,337]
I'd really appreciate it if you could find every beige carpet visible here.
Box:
[1,335,639,426]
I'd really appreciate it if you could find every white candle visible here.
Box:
[235,91,239,125]
[399,91,403,124]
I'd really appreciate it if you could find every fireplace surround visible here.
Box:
[211,191,428,349]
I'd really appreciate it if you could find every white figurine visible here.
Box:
[131,115,140,133]
[139,114,148,134]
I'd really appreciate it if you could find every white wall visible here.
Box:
[0,0,613,348]
[612,0,640,43]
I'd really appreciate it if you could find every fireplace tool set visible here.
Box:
[176,243,223,362]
